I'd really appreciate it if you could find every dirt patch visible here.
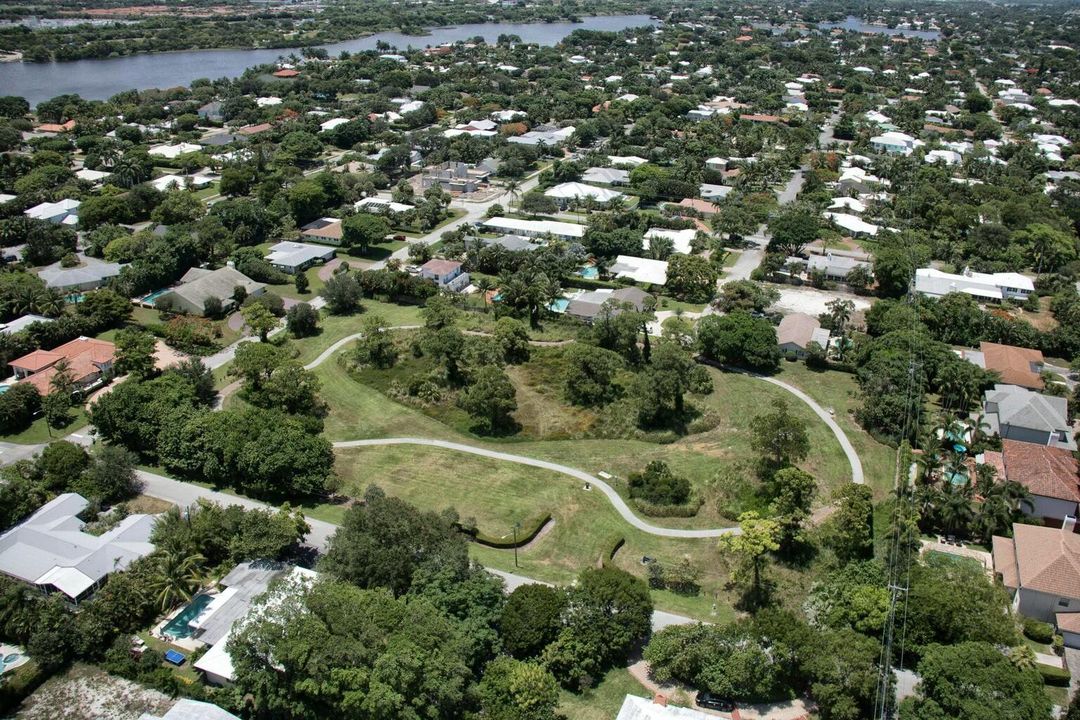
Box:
[318,258,344,282]
[153,339,187,371]
[16,663,173,720]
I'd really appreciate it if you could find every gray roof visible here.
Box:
[0,314,54,335]
[37,255,124,290]
[566,287,650,319]
[583,166,631,185]
[192,560,289,646]
[265,241,335,269]
[985,384,1070,433]
[166,266,265,309]
[0,493,155,600]
[481,234,538,252]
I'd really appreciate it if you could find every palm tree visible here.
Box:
[475,276,495,312]
[150,551,206,612]
[503,179,521,208]
[937,483,974,537]
[975,493,1013,543]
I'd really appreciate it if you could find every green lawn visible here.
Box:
[559,668,653,720]
[400,207,467,238]
[329,444,739,621]
[773,362,898,497]
[0,408,89,444]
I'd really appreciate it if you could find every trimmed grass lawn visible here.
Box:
[330,444,740,621]
[400,207,467,238]
[655,296,707,314]
[558,668,651,720]
[0,409,89,444]
[774,362,898,497]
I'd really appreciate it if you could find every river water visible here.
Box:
[0,14,653,106]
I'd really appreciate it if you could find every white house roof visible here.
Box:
[544,182,623,203]
[0,314,53,335]
[139,699,240,720]
[644,227,696,255]
[355,197,415,213]
[151,174,214,192]
[75,168,111,183]
[924,149,962,165]
[828,197,867,214]
[482,217,585,239]
[0,493,155,600]
[824,212,880,236]
[915,267,1034,300]
[582,167,631,185]
[615,695,715,720]
[608,155,648,167]
[37,255,123,290]
[319,118,350,132]
[610,255,668,285]
[25,198,80,222]
[264,241,334,270]
[148,143,202,159]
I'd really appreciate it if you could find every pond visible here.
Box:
[0,14,654,106]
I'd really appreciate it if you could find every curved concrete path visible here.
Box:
[333,437,736,539]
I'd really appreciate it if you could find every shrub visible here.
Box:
[1039,664,1071,687]
[1023,617,1055,644]
[628,460,691,506]
[0,382,42,434]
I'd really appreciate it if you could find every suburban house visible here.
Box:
[582,167,631,186]
[37,255,124,292]
[982,384,1077,451]
[544,182,624,207]
[609,255,668,286]
[507,125,575,147]
[481,235,539,253]
[355,197,415,216]
[837,167,885,195]
[777,312,831,357]
[482,217,586,242]
[420,259,470,292]
[981,440,1079,525]
[264,241,335,274]
[156,266,266,316]
[300,217,344,246]
[993,522,1080,645]
[870,131,922,156]
[0,314,53,335]
[644,228,696,255]
[0,493,155,603]
[823,211,880,237]
[565,287,651,323]
[961,341,1045,390]
[24,198,80,225]
[615,694,715,720]
[10,336,116,395]
[803,253,872,282]
[421,162,491,193]
[193,562,318,685]
[915,267,1034,302]
[197,101,224,123]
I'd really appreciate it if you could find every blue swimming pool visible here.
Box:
[549,298,570,313]
[141,288,169,305]
[578,265,599,279]
[162,593,213,639]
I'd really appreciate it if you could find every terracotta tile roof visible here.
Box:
[981,450,1006,481]
[1002,439,1080,502]
[678,198,722,215]
[1010,523,1080,598]
[740,113,781,123]
[421,259,462,276]
[980,341,1044,389]
[992,535,1018,589]
[272,68,300,78]
[237,123,272,136]
[1056,612,1080,633]
[10,349,63,373]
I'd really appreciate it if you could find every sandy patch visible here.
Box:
[16,663,172,720]
[770,286,873,317]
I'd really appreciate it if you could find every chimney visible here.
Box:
[1063,516,1077,534]
[653,693,668,707]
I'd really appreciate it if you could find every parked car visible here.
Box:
[696,693,735,712]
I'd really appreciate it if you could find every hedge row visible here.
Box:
[459,513,552,549]
[0,660,45,716]
[631,495,704,518]
[1022,617,1055,644]
[1039,664,1071,687]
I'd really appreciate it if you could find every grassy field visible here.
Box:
[558,668,651,720]
[773,362,898,497]
[330,444,740,621]
[317,341,854,528]
[0,408,89,444]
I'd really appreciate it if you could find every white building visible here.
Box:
[148,143,202,159]
[544,182,624,205]
[644,228,696,255]
[609,255,668,285]
[915,267,1034,302]
[481,217,585,241]
[870,131,922,156]
[24,198,80,225]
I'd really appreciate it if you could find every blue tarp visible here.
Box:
[164,649,186,665]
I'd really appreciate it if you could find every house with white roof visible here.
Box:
[828,197,867,214]
[507,126,575,147]
[838,167,885,194]
[871,131,922,156]
[582,167,630,186]
[319,118,350,132]
[482,217,585,241]
[148,143,202,159]
[615,695,715,720]
[609,255,668,286]
[924,149,962,165]
[25,198,80,225]
[544,182,624,206]
[644,228,696,255]
[264,241,335,274]
[608,155,648,168]
[355,197,415,215]
[915,267,1034,302]
[0,493,155,603]
[824,211,880,237]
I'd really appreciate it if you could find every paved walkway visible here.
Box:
[334,437,736,539]
[136,468,700,632]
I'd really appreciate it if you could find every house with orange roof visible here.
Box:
[962,341,1045,390]
[272,68,300,78]
[34,120,76,134]
[993,522,1080,644]
[9,336,115,395]
[981,440,1079,524]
